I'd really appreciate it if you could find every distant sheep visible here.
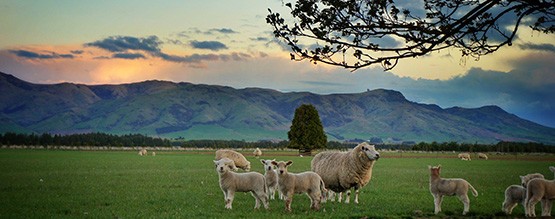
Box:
[272,160,327,212]
[138,149,147,156]
[429,165,478,215]
[260,159,279,200]
[525,166,555,217]
[253,148,262,158]
[502,173,545,214]
[214,158,268,210]
[152,151,156,156]
[477,153,488,160]
[215,149,251,171]
[458,153,471,161]
[311,142,380,204]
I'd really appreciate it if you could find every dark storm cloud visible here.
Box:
[112,52,146,60]
[9,50,74,59]
[85,36,162,53]
[190,40,228,51]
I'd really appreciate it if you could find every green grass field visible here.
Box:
[0,149,554,218]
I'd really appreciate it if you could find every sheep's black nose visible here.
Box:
[280,170,284,174]
[376,154,380,160]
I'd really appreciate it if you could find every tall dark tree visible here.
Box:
[267,0,554,71]
[287,104,327,155]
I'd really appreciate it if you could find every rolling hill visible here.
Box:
[1,72,554,144]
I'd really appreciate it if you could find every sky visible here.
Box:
[1,1,554,128]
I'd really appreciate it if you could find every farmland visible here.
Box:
[0,149,554,218]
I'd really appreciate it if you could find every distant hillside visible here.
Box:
[1,72,554,144]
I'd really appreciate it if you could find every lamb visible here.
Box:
[477,153,488,160]
[458,153,471,161]
[214,158,268,210]
[260,159,279,200]
[311,142,380,204]
[502,173,544,214]
[429,165,478,215]
[215,149,251,171]
[253,148,262,158]
[272,160,327,212]
[138,149,147,156]
[525,166,555,217]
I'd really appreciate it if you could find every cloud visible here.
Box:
[157,52,249,63]
[190,40,228,51]
[112,52,146,60]
[208,28,238,34]
[85,35,161,53]
[9,49,74,59]
[519,43,555,53]
[70,50,84,54]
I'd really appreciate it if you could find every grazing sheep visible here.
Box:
[502,173,545,214]
[152,151,156,156]
[272,160,327,212]
[260,159,280,200]
[253,148,262,158]
[428,165,478,215]
[477,153,488,160]
[215,149,251,171]
[214,158,268,210]
[458,153,471,161]
[138,149,148,156]
[525,166,555,217]
[311,142,380,204]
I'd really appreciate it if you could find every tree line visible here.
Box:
[0,132,171,147]
[0,132,553,153]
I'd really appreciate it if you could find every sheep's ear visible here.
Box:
[271,161,278,165]
[550,166,555,172]
[260,159,266,164]
[272,159,276,161]
[428,165,432,169]
[214,160,218,164]
[520,175,524,180]
[286,160,293,166]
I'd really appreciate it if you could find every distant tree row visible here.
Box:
[0,132,171,147]
[410,141,555,153]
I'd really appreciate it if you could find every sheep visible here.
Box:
[253,148,262,158]
[457,153,471,161]
[215,149,251,171]
[525,166,555,217]
[152,151,156,156]
[138,149,147,156]
[272,160,327,212]
[260,159,280,200]
[477,153,488,160]
[311,142,380,204]
[502,173,545,214]
[428,165,478,215]
[214,158,268,210]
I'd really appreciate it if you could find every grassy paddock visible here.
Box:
[0,149,553,218]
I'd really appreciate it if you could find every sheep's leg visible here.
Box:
[541,199,552,216]
[269,187,276,200]
[285,192,293,212]
[328,191,335,202]
[251,192,261,209]
[308,192,321,211]
[433,194,443,214]
[345,190,351,204]
[338,192,343,203]
[354,187,360,204]
[502,200,517,215]
[527,195,541,217]
[225,190,235,209]
[459,194,470,215]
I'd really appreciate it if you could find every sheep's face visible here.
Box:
[261,159,276,171]
[272,160,292,175]
[359,143,380,161]
[214,158,237,173]
[520,174,544,188]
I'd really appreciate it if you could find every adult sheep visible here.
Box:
[311,142,380,204]
[458,153,471,161]
[215,149,251,171]
[253,148,262,158]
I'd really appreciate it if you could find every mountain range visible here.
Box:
[1,72,554,144]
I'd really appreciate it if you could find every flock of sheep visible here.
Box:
[212,144,555,216]
[213,142,380,212]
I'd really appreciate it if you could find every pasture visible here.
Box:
[0,149,554,218]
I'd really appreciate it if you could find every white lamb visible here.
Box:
[214,158,268,210]
[253,148,262,158]
[429,165,478,215]
[272,160,327,212]
[138,149,147,156]
[525,166,555,217]
[458,153,471,161]
[477,153,488,160]
[502,173,545,214]
[215,149,251,171]
[311,142,380,204]
[260,159,280,200]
